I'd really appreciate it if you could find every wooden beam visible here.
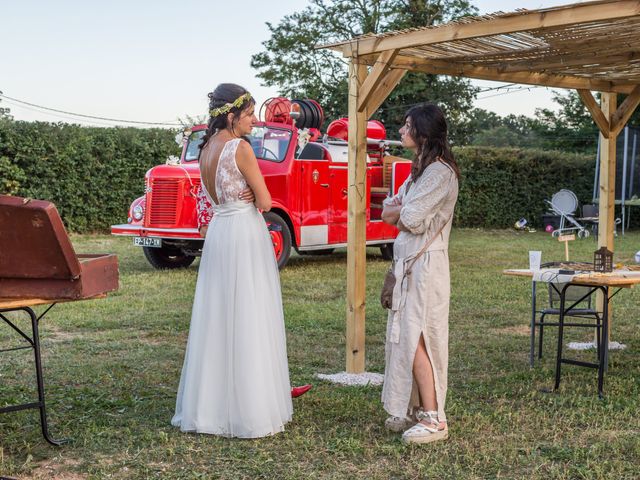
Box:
[341,1,640,56]
[597,91,618,338]
[499,51,640,75]
[611,84,640,135]
[577,89,610,138]
[387,55,636,93]
[364,69,407,119]
[346,59,368,374]
[357,49,399,112]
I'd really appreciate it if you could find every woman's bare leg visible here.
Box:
[413,335,446,429]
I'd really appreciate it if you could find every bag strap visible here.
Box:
[405,212,453,274]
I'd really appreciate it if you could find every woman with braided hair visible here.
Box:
[172,83,293,438]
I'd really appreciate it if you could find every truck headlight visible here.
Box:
[132,204,144,221]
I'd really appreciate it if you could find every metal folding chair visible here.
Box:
[530,282,602,367]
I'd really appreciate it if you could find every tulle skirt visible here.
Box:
[172,201,292,438]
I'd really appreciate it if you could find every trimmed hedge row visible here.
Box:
[454,146,595,229]
[0,120,179,232]
[1,121,602,232]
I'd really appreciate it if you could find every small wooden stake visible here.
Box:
[558,234,575,261]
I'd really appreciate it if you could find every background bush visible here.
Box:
[454,146,596,229]
[0,120,178,232]
[2,121,624,232]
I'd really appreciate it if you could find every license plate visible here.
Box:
[133,237,162,248]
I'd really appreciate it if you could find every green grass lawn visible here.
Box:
[1,230,639,479]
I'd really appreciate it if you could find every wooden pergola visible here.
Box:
[319,0,640,373]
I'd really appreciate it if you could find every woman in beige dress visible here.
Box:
[381,103,459,444]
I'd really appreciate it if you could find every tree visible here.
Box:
[251,0,478,143]
[466,109,540,148]
[532,91,599,153]
[0,90,12,120]
[532,91,640,154]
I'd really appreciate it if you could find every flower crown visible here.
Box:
[209,92,252,118]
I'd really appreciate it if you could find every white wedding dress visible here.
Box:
[171,137,292,438]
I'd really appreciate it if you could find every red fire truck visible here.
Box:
[111,98,411,269]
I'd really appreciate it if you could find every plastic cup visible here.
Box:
[529,251,542,271]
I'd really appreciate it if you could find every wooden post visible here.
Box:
[596,92,617,337]
[598,92,617,252]
[346,58,368,373]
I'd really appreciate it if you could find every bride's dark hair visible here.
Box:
[199,83,255,150]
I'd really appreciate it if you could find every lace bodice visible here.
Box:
[200,138,248,207]
[215,138,248,204]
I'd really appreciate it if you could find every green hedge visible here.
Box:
[0,120,178,232]
[454,146,595,229]
[0,121,605,232]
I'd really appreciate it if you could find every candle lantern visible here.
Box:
[593,246,613,272]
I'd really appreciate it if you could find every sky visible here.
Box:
[0,0,581,128]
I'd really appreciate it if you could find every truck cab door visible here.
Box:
[297,144,330,247]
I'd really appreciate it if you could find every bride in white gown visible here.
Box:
[172,84,292,438]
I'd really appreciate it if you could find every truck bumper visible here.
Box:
[111,224,201,240]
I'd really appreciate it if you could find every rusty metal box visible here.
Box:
[0,195,119,299]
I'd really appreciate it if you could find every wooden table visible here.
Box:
[504,269,640,397]
[0,295,104,445]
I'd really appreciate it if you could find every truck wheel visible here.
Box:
[380,243,394,260]
[263,212,292,269]
[143,246,196,270]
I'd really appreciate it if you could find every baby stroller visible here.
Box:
[546,189,591,238]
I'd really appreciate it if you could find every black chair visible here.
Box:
[530,282,602,367]
[579,204,599,238]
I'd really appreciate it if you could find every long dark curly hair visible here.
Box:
[404,103,459,181]
[199,83,256,150]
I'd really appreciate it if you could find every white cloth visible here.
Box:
[381,161,458,423]
[172,138,292,438]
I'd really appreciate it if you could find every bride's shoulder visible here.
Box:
[235,139,255,160]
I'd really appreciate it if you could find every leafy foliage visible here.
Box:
[0,90,13,120]
[470,91,640,154]
[455,146,595,228]
[0,121,178,232]
[0,120,598,232]
[250,0,479,142]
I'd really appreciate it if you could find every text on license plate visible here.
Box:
[134,237,162,248]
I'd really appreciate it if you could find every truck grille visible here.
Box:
[148,179,179,226]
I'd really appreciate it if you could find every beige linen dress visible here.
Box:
[381,161,458,423]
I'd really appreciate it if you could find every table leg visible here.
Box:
[27,307,68,446]
[0,307,67,446]
[530,281,537,368]
[598,287,609,399]
[554,284,569,391]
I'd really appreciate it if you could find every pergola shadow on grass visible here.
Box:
[1,233,639,479]
[318,0,640,373]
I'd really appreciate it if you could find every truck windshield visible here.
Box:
[184,130,206,162]
[183,126,291,163]
[249,127,291,162]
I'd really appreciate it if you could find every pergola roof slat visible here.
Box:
[320,0,640,92]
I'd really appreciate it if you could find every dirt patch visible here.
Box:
[24,457,85,480]
[492,325,530,336]
[43,325,83,344]
[137,331,171,346]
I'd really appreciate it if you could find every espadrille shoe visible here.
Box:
[384,415,416,432]
[401,410,448,444]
